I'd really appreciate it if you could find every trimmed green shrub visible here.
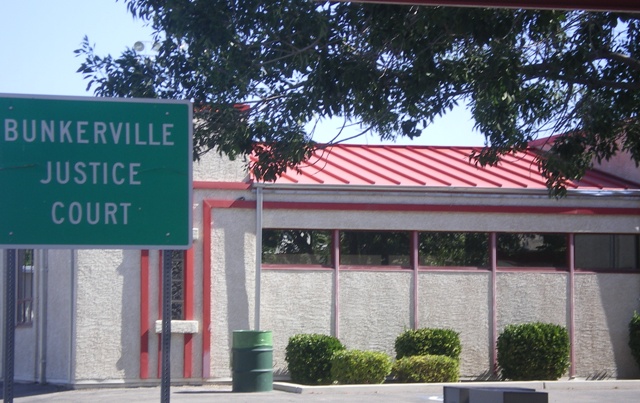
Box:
[395,328,461,360]
[629,311,640,370]
[392,354,460,383]
[330,350,393,384]
[497,322,570,381]
[285,333,345,385]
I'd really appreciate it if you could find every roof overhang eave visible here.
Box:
[252,182,640,198]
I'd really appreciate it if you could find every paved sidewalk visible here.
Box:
[3,380,640,402]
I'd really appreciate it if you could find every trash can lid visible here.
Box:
[232,330,273,348]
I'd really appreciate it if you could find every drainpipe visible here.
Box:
[255,187,263,330]
[490,233,498,376]
[568,234,576,378]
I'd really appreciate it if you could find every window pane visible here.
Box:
[340,231,410,266]
[262,229,331,265]
[168,250,185,320]
[497,233,567,268]
[575,234,639,270]
[419,232,488,267]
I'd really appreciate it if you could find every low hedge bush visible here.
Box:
[285,333,345,385]
[629,311,640,370]
[330,350,392,384]
[395,328,461,360]
[392,354,459,383]
[497,322,570,381]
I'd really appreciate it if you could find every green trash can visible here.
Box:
[231,330,273,392]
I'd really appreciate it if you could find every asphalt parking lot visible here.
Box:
[3,380,640,403]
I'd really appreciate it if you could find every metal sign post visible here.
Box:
[3,249,16,403]
[161,250,172,403]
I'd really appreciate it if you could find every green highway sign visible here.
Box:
[0,94,193,249]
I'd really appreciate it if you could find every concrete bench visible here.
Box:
[443,385,548,403]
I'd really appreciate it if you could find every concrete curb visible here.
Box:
[273,379,640,394]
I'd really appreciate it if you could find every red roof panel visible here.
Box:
[256,144,640,191]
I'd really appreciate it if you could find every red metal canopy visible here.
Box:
[333,1,640,12]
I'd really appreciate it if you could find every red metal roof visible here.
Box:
[261,144,640,191]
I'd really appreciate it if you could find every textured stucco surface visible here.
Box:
[261,270,334,375]
[45,249,76,384]
[209,208,256,378]
[74,249,141,381]
[264,206,640,235]
[192,152,248,182]
[419,271,491,378]
[574,273,640,379]
[339,271,413,357]
[496,272,568,331]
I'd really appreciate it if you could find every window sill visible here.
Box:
[155,320,199,334]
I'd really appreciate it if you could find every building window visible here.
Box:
[340,231,410,266]
[262,229,331,265]
[497,233,567,268]
[17,249,34,326]
[170,250,185,320]
[575,234,639,270]
[419,232,489,267]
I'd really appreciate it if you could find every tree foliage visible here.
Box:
[76,1,640,194]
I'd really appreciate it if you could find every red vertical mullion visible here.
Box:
[140,250,150,379]
[412,231,419,329]
[183,247,195,378]
[202,201,213,379]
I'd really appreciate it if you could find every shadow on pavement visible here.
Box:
[0,382,69,399]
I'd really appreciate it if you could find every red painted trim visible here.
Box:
[203,197,640,216]
[140,250,150,379]
[339,266,412,271]
[207,199,255,209]
[419,266,489,272]
[184,247,195,379]
[261,201,640,216]
[193,181,251,190]
[202,201,213,379]
[335,1,640,12]
[262,265,333,271]
[496,267,569,273]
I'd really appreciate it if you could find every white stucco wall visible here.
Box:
[192,151,248,182]
[574,273,640,379]
[339,271,413,357]
[261,270,334,376]
[496,272,569,331]
[44,249,76,384]
[419,271,491,378]
[209,207,256,378]
[73,249,141,383]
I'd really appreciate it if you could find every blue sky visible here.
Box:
[0,0,484,146]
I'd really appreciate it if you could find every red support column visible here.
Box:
[140,250,150,379]
[183,247,195,378]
